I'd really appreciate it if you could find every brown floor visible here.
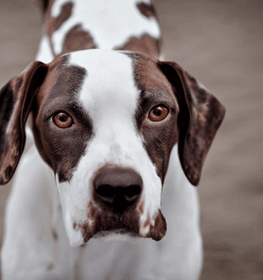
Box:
[0,0,263,279]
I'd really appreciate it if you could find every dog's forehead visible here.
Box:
[65,49,171,103]
[68,49,137,96]
[66,50,140,122]
[42,50,175,127]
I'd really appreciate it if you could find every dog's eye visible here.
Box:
[53,112,73,128]
[148,105,169,122]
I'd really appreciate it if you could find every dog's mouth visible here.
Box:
[75,213,140,243]
[105,221,129,231]
[75,208,167,243]
[94,220,141,239]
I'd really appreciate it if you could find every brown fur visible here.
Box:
[158,61,226,185]
[32,55,92,183]
[136,2,156,19]
[129,53,179,182]
[116,34,161,59]
[62,24,97,54]
[0,61,48,184]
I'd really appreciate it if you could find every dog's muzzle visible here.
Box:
[74,165,166,243]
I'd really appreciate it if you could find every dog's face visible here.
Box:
[0,50,225,246]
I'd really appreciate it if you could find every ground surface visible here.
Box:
[0,0,262,279]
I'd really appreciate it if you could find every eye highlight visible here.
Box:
[53,112,73,128]
[148,105,169,122]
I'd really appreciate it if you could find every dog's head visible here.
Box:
[0,50,225,246]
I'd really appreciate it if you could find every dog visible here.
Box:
[0,0,225,279]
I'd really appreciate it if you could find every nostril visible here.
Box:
[95,184,115,203]
[124,185,141,202]
[95,184,141,204]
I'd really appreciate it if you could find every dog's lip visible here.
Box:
[99,219,142,237]
[105,221,128,231]
[94,221,141,239]
[78,210,167,243]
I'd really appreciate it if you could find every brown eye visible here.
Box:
[148,105,169,122]
[53,112,73,128]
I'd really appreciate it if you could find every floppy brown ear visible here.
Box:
[159,61,225,186]
[0,61,48,185]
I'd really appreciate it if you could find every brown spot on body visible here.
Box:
[42,2,97,56]
[40,1,161,57]
[62,25,97,54]
[47,263,54,271]
[136,2,156,18]
[42,1,73,56]
[116,34,161,59]
[52,229,58,241]
[46,2,73,36]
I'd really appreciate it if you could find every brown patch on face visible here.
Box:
[32,55,93,183]
[146,210,166,241]
[143,217,151,229]
[76,212,119,243]
[61,24,97,54]
[138,201,144,214]
[74,196,143,243]
[136,2,157,18]
[75,183,166,242]
[77,222,94,243]
[116,34,161,59]
[87,200,92,209]
[126,53,179,182]
[87,201,96,221]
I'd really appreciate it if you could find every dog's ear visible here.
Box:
[0,61,48,185]
[159,61,225,186]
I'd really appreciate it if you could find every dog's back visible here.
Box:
[36,0,162,63]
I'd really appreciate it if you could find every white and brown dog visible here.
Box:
[0,0,225,279]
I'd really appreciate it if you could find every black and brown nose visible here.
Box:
[93,166,143,213]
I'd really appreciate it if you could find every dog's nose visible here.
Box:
[93,166,143,213]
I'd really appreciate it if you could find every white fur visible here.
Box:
[35,35,54,63]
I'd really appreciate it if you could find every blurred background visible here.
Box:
[0,0,262,279]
